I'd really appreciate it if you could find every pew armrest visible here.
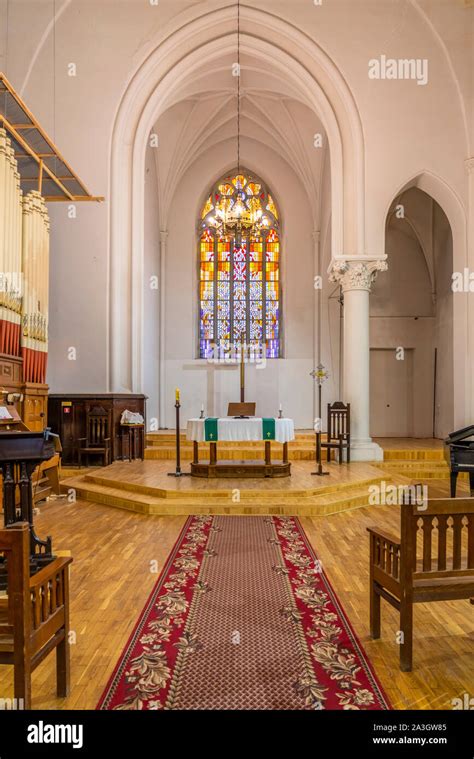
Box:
[367,527,401,551]
[29,556,73,589]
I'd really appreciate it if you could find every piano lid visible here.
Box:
[444,424,474,444]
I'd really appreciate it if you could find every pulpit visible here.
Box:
[0,425,56,579]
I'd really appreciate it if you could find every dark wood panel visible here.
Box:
[47,394,147,465]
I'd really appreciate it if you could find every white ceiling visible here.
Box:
[151,50,328,228]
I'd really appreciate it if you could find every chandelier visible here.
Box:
[202,173,278,237]
[200,0,276,239]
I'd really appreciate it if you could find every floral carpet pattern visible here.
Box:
[97,515,390,710]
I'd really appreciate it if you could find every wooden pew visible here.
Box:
[0,522,72,709]
[368,496,474,671]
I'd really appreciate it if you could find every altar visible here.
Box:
[186,417,295,478]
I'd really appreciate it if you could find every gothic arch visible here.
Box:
[108,4,366,392]
[384,170,468,427]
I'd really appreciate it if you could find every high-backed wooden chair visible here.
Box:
[321,401,351,463]
[368,495,474,671]
[77,405,111,467]
[0,522,73,709]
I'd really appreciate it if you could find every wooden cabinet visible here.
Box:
[48,394,147,465]
[0,353,48,431]
[22,383,48,431]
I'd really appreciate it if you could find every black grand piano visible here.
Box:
[444,424,474,497]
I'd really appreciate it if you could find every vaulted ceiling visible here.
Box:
[151,50,328,229]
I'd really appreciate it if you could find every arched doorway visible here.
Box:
[370,187,454,438]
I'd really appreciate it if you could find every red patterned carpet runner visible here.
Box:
[98,516,390,710]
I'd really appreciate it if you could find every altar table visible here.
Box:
[186,417,295,478]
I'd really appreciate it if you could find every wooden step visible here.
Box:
[60,474,388,517]
[382,448,445,462]
[145,432,317,444]
[80,471,383,501]
[375,460,466,480]
[144,446,324,462]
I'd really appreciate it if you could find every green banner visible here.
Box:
[262,418,276,440]
[204,417,218,441]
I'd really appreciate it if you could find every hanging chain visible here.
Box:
[237,0,240,176]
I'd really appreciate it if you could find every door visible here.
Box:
[370,348,414,437]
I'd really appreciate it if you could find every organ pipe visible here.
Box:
[0,127,23,358]
[0,126,50,383]
[21,190,50,384]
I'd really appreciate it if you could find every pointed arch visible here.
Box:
[108,4,365,392]
[384,170,468,427]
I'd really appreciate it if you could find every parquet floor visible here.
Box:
[0,479,471,710]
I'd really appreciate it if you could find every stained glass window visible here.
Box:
[199,172,281,359]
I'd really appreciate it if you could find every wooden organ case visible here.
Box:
[0,130,49,426]
[0,74,102,450]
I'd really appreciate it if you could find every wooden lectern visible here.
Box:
[227,402,256,418]
[0,406,57,581]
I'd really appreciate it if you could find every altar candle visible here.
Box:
[279,403,282,412]
[201,403,204,412]
[175,388,180,402]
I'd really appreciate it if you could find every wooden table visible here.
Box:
[186,417,294,478]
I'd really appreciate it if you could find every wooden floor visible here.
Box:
[0,476,471,711]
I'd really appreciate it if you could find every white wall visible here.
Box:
[433,203,454,437]
[142,143,161,424]
[155,137,316,428]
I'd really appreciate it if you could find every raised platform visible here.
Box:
[61,459,389,516]
[61,437,463,517]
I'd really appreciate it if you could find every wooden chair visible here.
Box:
[0,522,73,709]
[368,494,474,671]
[321,402,351,463]
[77,405,111,468]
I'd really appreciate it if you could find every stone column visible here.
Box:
[159,230,168,429]
[329,259,387,461]
[466,158,474,423]
[313,229,321,420]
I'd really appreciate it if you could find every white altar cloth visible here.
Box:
[186,417,295,444]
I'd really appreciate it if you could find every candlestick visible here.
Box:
[168,390,190,477]
[310,365,329,477]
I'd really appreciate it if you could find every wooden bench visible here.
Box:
[0,522,73,708]
[368,496,474,671]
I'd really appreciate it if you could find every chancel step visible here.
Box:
[61,462,388,516]
[145,430,327,461]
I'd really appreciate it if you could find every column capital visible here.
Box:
[465,157,474,175]
[328,258,388,292]
[160,229,169,244]
[312,229,321,244]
